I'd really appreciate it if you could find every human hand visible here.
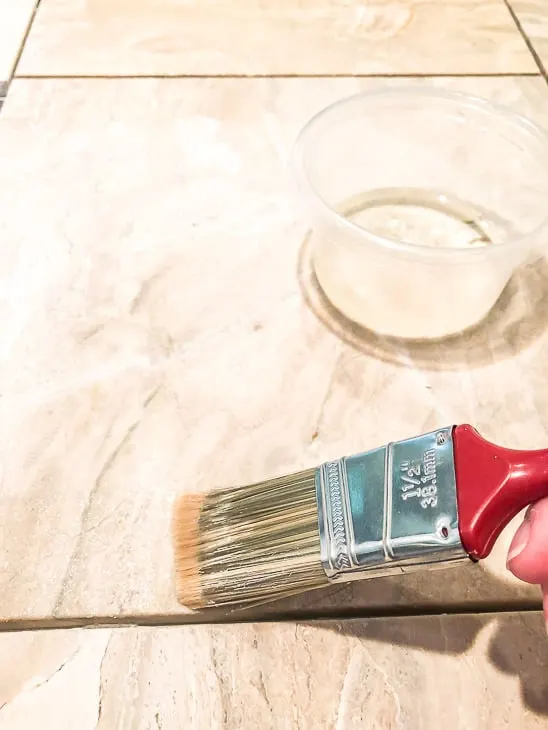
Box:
[507,498,548,625]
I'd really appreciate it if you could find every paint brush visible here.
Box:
[172,425,548,609]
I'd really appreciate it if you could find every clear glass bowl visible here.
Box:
[293,88,548,340]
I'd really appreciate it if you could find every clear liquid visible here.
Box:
[314,188,517,338]
[338,187,513,249]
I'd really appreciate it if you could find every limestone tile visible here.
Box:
[1,77,548,623]
[1,613,547,729]
[17,0,536,76]
[0,0,38,84]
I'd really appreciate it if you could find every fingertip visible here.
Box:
[528,496,548,521]
[506,519,530,565]
[507,499,548,585]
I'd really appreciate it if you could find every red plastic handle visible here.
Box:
[453,424,548,560]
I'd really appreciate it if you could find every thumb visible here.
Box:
[507,498,548,586]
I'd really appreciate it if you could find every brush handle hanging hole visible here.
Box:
[436,431,448,446]
[436,517,451,540]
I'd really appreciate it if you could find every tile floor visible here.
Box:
[12,0,538,76]
[0,1,547,728]
[0,0,37,84]
[512,1,548,66]
[1,613,547,729]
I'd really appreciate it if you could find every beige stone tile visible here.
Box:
[0,614,547,728]
[511,1,548,66]
[17,0,536,76]
[0,0,38,84]
[1,77,548,623]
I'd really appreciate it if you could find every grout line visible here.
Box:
[10,0,43,79]
[503,0,548,83]
[0,602,542,633]
[13,72,544,80]
[0,0,43,111]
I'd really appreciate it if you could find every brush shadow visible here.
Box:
[297,233,548,371]
[244,561,541,620]
[304,612,548,716]
[222,561,545,715]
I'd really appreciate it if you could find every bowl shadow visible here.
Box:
[297,233,548,371]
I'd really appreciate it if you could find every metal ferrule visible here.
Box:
[315,427,468,582]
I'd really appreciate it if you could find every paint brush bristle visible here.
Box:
[172,468,328,610]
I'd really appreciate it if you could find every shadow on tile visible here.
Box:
[297,233,548,371]
[237,561,541,622]
[307,611,548,716]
